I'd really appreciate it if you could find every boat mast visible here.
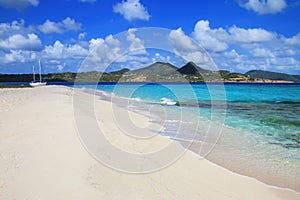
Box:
[38,59,42,83]
[32,65,35,82]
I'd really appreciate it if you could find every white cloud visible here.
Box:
[192,20,228,52]
[0,0,39,10]
[62,18,82,31]
[191,19,277,55]
[83,30,151,71]
[0,20,33,38]
[0,21,299,74]
[89,38,104,51]
[224,49,239,59]
[44,41,88,59]
[251,48,273,57]
[229,26,275,43]
[152,53,171,63]
[126,28,147,55]
[0,33,42,51]
[57,64,64,71]
[269,57,297,66]
[224,49,246,63]
[169,28,199,52]
[113,0,150,21]
[38,17,82,34]
[78,32,87,40]
[84,35,122,70]
[275,49,296,57]
[0,18,82,36]
[285,33,300,46]
[169,28,211,65]
[2,50,37,63]
[38,20,62,34]
[0,20,23,34]
[239,0,287,15]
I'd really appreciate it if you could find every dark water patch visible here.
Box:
[269,142,300,149]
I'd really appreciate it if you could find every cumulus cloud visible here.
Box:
[89,38,105,51]
[191,20,277,55]
[0,0,39,10]
[38,17,82,34]
[0,33,42,51]
[251,48,273,57]
[224,49,247,63]
[126,28,147,55]
[285,33,300,46]
[0,20,33,38]
[169,28,199,52]
[113,0,150,21]
[169,28,211,65]
[171,22,286,71]
[0,18,82,36]
[2,50,37,63]
[192,20,228,52]
[229,26,275,43]
[151,53,172,64]
[44,41,88,59]
[239,0,287,15]
[82,29,152,71]
[84,35,122,70]
[1,21,299,74]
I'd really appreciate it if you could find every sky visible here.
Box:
[0,0,300,74]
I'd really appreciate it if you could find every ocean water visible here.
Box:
[76,83,300,147]
[74,82,300,190]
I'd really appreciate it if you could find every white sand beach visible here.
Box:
[0,86,299,200]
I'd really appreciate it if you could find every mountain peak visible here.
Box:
[177,62,207,75]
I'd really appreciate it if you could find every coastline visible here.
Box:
[91,85,300,193]
[0,86,299,199]
[1,81,300,88]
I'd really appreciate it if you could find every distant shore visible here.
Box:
[0,86,299,199]
[0,80,299,88]
[1,62,300,83]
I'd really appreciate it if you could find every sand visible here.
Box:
[0,86,299,199]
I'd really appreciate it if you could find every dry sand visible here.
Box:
[0,86,299,200]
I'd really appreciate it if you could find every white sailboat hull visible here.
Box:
[30,82,47,87]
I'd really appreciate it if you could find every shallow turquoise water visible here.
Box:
[75,83,300,149]
[73,82,300,189]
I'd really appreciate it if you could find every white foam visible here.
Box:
[160,97,177,106]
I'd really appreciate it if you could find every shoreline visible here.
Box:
[0,86,299,199]
[91,86,300,193]
[90,86,300,193]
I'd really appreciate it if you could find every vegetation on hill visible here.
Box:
[0,62,298,83]
[246,70,300,82]
[120,62,264,82]
[0,85,30,88]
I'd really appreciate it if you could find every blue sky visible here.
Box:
[0,0,299,74]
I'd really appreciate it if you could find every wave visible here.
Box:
[160,97,177,106]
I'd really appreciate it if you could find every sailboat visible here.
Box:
[30,60,47,87]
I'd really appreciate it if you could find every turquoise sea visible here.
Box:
[75,83,300,148]
[72,82,300,190]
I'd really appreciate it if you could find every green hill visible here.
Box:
[1,62,299,83]
[246,70,300,83]
[120,62,186,82]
